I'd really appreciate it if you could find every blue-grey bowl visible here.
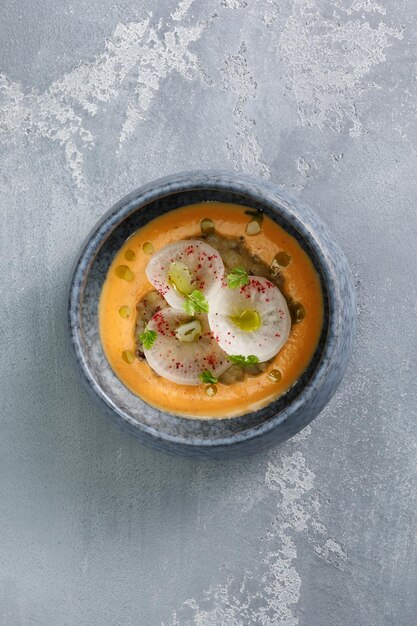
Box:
[67,170,356,459]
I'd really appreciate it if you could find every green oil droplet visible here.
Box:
[119,305,131,318]
[168,261,194,295]
[268,369,282,383]
[124,249,136,261]
[122,349,134,364]
[115,265,134,282]
[206,384,217,397]
[142,242,154,255]
[230,309,261,332]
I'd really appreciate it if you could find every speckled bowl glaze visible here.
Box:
[68,171,356,459]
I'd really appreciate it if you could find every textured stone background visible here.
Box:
[1,0,416,624]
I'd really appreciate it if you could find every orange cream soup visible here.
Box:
[99,202,323,419]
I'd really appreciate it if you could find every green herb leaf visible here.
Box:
[244,209,264,223]
[139,329,157,349]
[199,370,218,384]
[226,266,249,289]
[183,290,209,315]
[229,354,260,366]
[228,355,246,365]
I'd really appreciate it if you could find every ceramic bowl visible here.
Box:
[68,171,356,459]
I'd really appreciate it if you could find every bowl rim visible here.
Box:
[68,169,354,450]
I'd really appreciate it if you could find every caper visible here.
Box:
[291,303,306,323]
[119,305,131,318]
[246,220,261,236]
[200,218,215,234]
[206,384,217,397]
[122,349,135,364]
[124,249,136,261]
[268,369,282,383]
[142,242,154,255]
[274,251,292,268]
[115,265,134,282]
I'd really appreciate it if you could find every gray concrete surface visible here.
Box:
[1,0,416,624]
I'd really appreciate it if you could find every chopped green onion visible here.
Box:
[175,320,202,343]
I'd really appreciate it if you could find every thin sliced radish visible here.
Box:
[143,309,230,385]
[145,240,224,310]
[208,276,291,361]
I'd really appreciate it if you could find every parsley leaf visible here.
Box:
[183,290,209,315]
[226,266,249,289]
[229,354,260,366]
[139,329,157,349]
[228,355,246,365]
[199,370,218,384]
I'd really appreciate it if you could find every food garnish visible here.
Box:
[199,370,219,384]
[226,266,249,289]
[139,329,157,349]
[183,290,209,315]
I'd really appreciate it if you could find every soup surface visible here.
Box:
[99,202,323,418]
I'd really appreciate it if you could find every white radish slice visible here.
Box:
[143,309,230,385]
[208,277,291,362]
[145,240,224,310]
